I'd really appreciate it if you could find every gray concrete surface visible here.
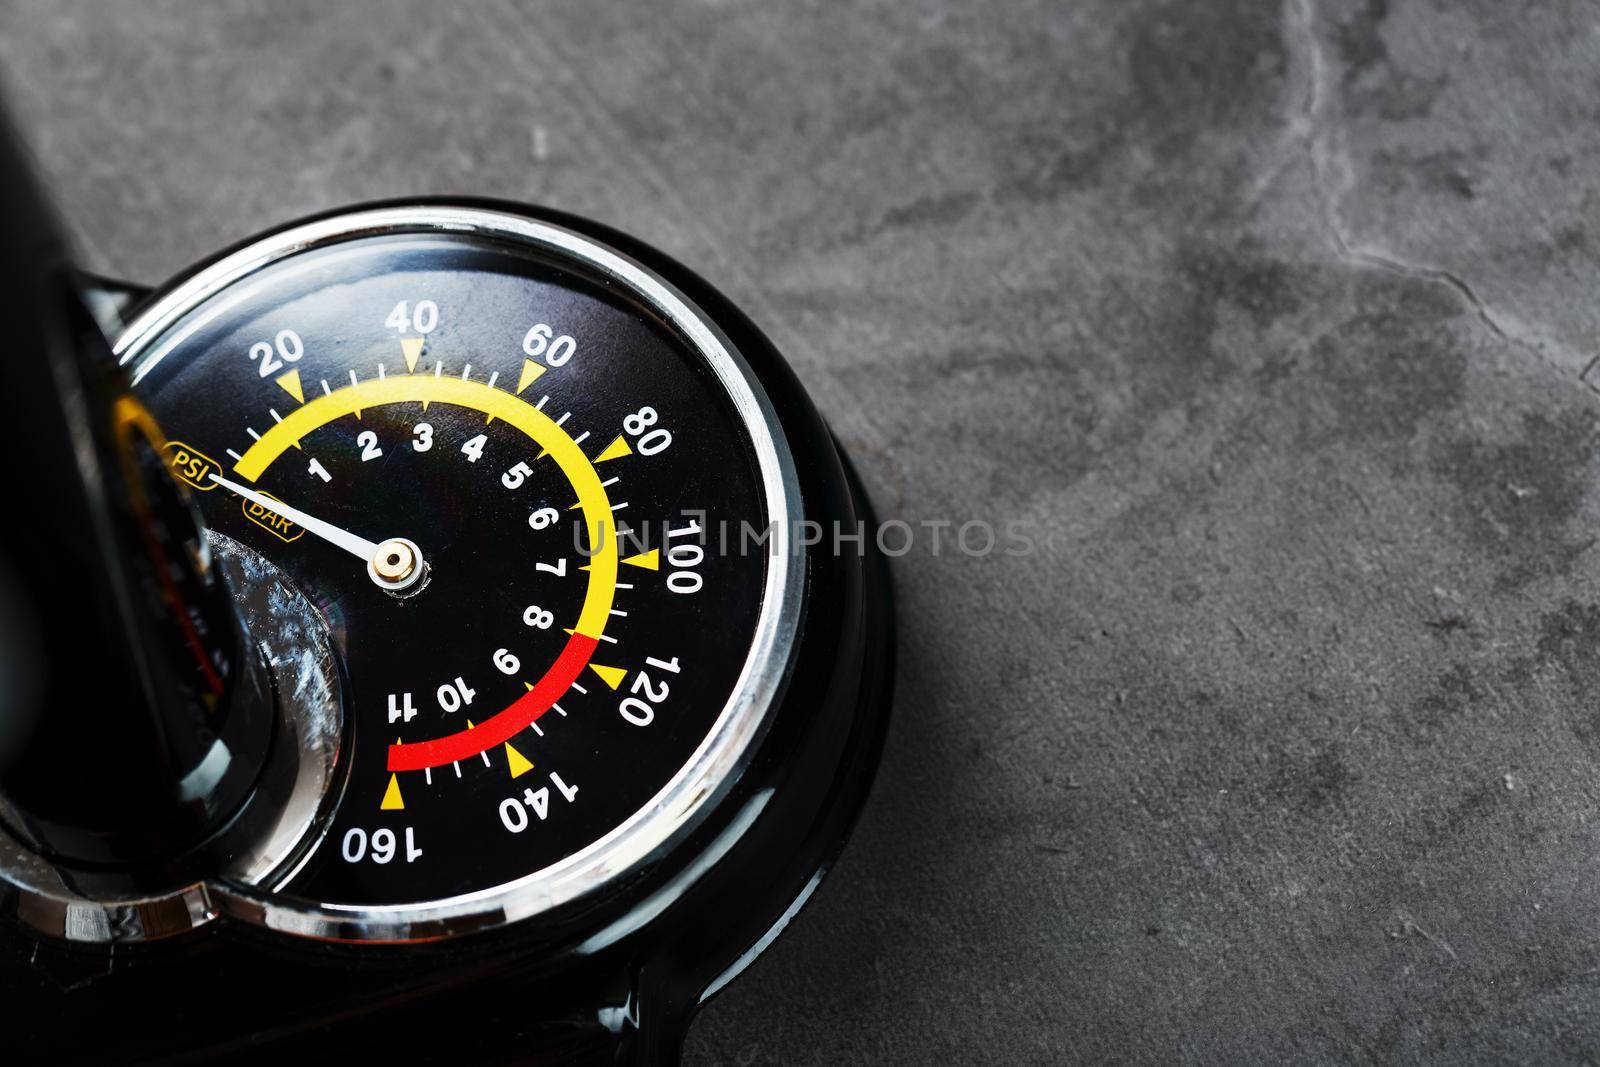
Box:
[4,0,1600,1061]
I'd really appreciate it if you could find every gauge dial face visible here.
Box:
[126,215,792,909]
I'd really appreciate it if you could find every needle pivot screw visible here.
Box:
[369,536,427,596]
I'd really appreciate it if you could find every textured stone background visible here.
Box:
[4,0,1600,1062]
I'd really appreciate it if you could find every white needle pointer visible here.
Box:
[209,473,429,595]
[210,472,379,561]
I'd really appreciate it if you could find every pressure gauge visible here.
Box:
[0,198,892,1062]
[125,203,809,927]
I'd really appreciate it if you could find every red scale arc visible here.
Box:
[387,633,599,772]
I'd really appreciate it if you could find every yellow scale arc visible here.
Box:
[233,374,619,640]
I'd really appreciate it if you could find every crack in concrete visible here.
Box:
[1285,0,1574,375]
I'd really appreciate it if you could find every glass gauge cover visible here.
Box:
[121,207,800,918]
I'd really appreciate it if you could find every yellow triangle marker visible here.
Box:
[506,742,534,779]
[400,337,425,373]
[594,435,632,463]
[590,663,627,690]
[622,548,660,571]
[516,359,546,394]
[381,774,404,811]
[275,368,305,404]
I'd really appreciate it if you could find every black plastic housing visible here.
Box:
[0,201,894,1065]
